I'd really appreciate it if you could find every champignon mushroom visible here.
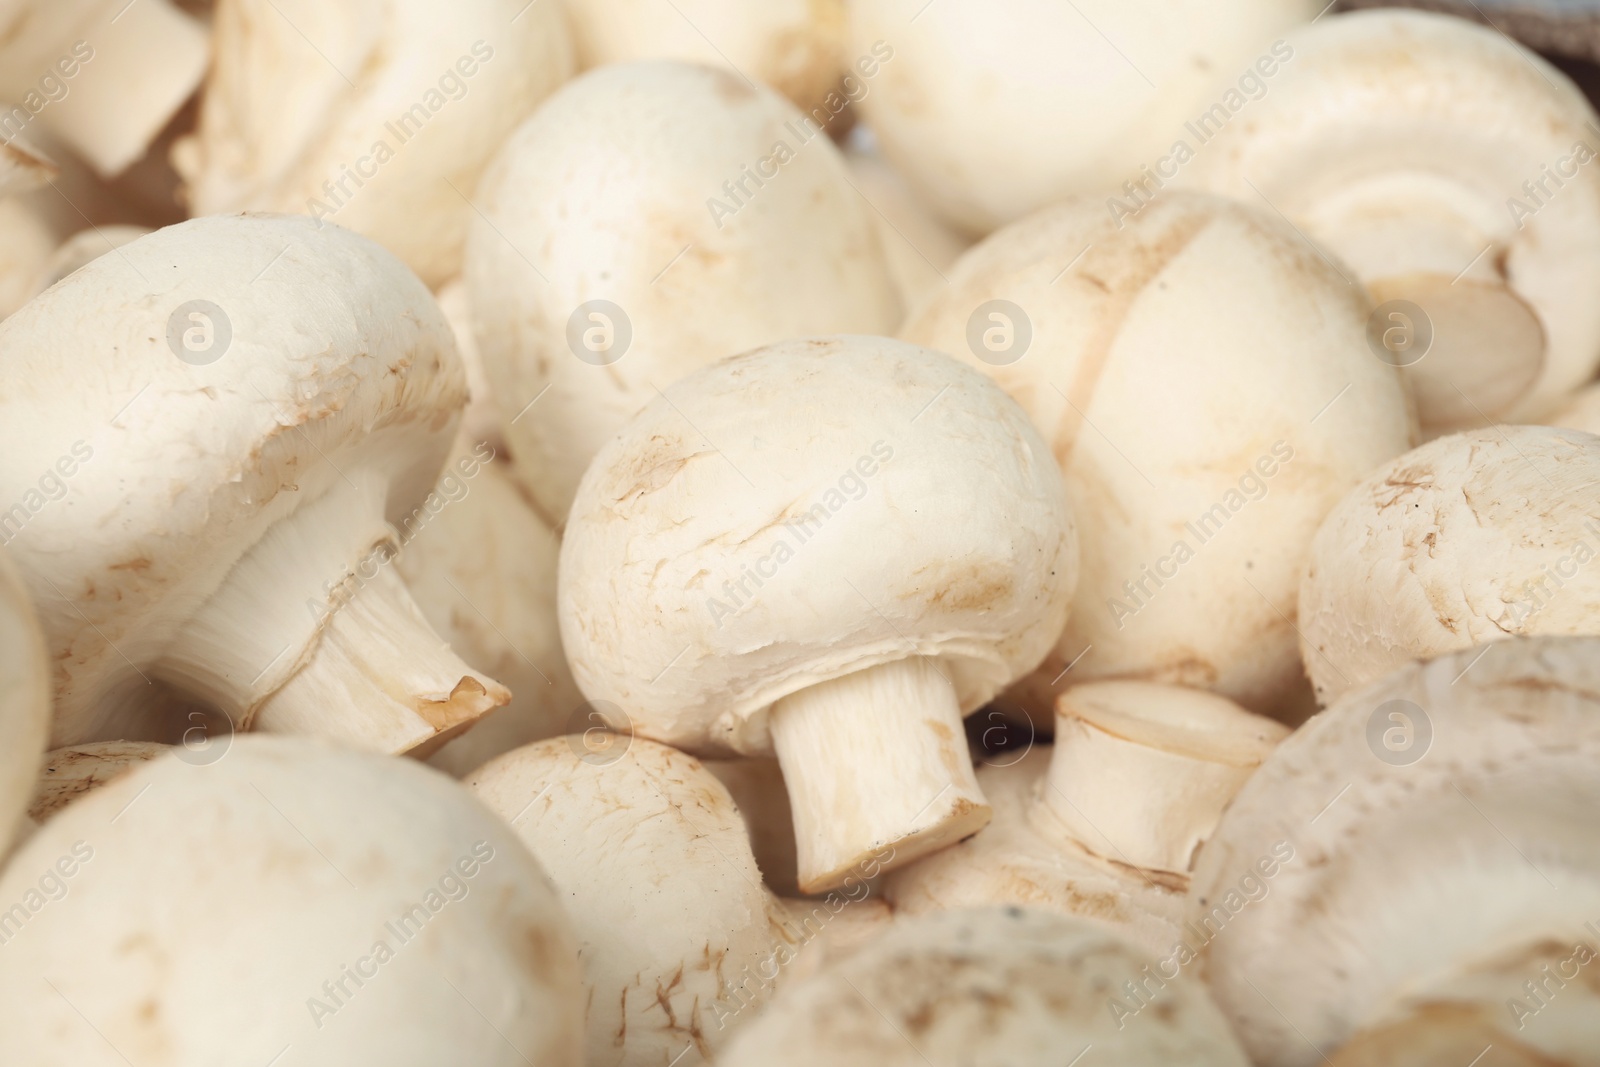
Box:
[1299,425,1600,706]
[884,681,1285,955]
[173,0,574,286]
[466,61,901,524]
[0,551,50,858]
[844,0,1318,236]
[26,739,166,822]
[397,438,584,778]
[0,736,584,1064]
[0,0,208,177]
[559,335,1077,891]
[1194,634,1600,1064]
[718,906,1253,1066]
[1181,10,1600,433]
[0,213,511,755]
[468,735,869,1065]
[1550,380,1600,435]
[560,0,847,121]
[902,192,1413,721]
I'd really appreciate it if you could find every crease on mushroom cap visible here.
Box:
[466,61,902,524]
[1298,425,1600,707]
[0,213,511,756]
[844,0,1320,236]
[558,335,1078,892]
[26,739,168,823]
[559,0,848,122]
[717,906,1252,1066]
[398,436,584,778]
[0,736,585,1064]
[0,551,51,859]
[0,0,209,178]
[468,736,874,1065]
[1180,9,1600,431]
[1192,634,1600,1065]
[173,0,574,287]
[884,681,1286,957]
[903,191,1414,723]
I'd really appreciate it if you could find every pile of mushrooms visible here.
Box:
[5,1,1600,1063]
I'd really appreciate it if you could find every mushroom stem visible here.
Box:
[769,657,992,894]
[35,0,209,177]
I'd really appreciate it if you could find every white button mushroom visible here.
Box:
[1181,10,1600,432]
[1300,425,1600,706]
[0,736,584,1065]
[465,61,902,523]
[468,736,844,1066]
[843,0,1319,235]
[903,192,1414,721]
[717,906,1253,1066]
[559,335,1077,891]
[0,213,511,755]
[0,551,51,858]
[173,0,574,286]
[1193,635,1600,1064]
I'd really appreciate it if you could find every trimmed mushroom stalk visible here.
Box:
[0,0,208,177]
[903,192,1413,721]
[1182,10,1600,431]
[469,737,831,1065]
[559,336,1078,892]
[174,0,574,286]
[1299,425,1600,706]
[718,907,1253,1066]
[0,737,584,1064]
[467,61,901,523]
[0,214,509,754]
[1194,635,1600,1065]
[0,552,51,858]
[26,740,166,822]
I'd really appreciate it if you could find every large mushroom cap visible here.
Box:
[558,334,1076,756]
[1299,425,1600,705]
[1193,635,1600,1065]
[466,60,901,523]
[903,191,1413,719]
[717,906,1252,1066]
[0,736,584,1065]
[0,551,50,857]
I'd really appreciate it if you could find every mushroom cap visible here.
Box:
[1192,635,1600,1065]
[176,0,574,286]
[466,60,902,522]
[467,736,797,1066]
[883,745,1185,957]
[0,551,51,856]
[1550,381,1600,435]
[717,906,1252,1066]
[1061,680,1288,767]
[902,192,1413,716]
[560,0,846,118]
[558,335,1077,756]
[1180,9,1600,423]
[845,0,1320,235]
[0,736,583,1065]
[1299,425,1600,705]
[0,213,466,743]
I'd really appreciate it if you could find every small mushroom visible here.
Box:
[0,213,510,754]
[26,739,166,822]
[469,736,853,1065]
[1183,10,1600,432]
[885,682,1285,956]
[174,0,574,286]
[466,61,901,523]
[844,0,1318,235]
[559,335,1077,891]
[1193,634,1600,1064]
[717,906,1253,1066]
[1299,425,1600,705]
[0,0,209,177]
[0,551,50,858]
[0,736,584,1064]
[1550,380,1600,435]
[903,192,1413,720]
